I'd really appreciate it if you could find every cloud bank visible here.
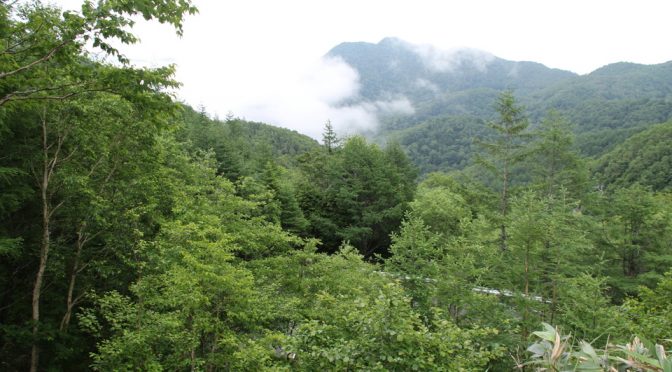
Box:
[409,43,495,72]
[217,56,414,140]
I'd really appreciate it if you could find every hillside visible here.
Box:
[327,38,672,172]
[532,61,672,155]
[327,37,576,108]
[594,121,672,191]
[387,115,487,174]
[178,105,320,179]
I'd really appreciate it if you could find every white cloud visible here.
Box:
[230,56,362,139]
[228,56,414,139]
[408,43,495,72]
[331,97,415,136]
[299,57,360,105]
[415,78,439,93]
[508,63,521,78]
[370,98,415,116]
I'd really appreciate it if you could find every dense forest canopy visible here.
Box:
[1,1,671,371]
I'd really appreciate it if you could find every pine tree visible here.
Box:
[476,91,530,250]
[322,119,340,153]
[529,110,588,200]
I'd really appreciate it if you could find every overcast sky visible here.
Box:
[55,0,672,138]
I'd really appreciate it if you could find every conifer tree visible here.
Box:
[529,111,588,200]
[322,119,339,153]
[476,91,530,250]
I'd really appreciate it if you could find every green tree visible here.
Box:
[476,91,530,250]
[555,274,629,343]
[0,0,196,107]
[504,191,595,337]
[528,110,589,200]
[260,161,309,233]
[386,216,444,317]
[297,136,415,256]
[594,121,672,191]
[322,119,340,153]
[623,271,672,346]
[0,1,196,369]
[87,144,258,370]
[596,185,672,298]
[248,245,503,371]
[77,132,305,370]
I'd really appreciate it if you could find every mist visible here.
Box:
[408,42,496,72]
[219,56,415,140]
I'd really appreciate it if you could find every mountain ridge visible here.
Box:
[326,37,578,105]
[324,37,672,172]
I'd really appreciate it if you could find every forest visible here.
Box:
[1,1,671,371]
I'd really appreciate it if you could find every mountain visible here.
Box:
[594,121,672,191]
[327,37,576,103]
[530,61,672,155]
[326,38,672,172]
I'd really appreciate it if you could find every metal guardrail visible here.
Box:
[374,271,550,303]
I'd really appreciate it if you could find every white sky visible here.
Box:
[55,0,672,138]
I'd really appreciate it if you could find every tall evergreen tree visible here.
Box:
[529,111,588,200]
[322,119,339,153]
[476,91,530,250]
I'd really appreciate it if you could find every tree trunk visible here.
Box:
[60,224,85,332]
[500,160,509,251]
[522,242,530,339]
[31,115,52,372]
[30,185,49,372]
[550,279,558,324]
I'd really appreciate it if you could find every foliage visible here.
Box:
[177,105,320,180]
[554,274,630,344]
[522,323,672,372]
[296,136,416,256]
[593,185,672,298]
[248,245,503,371]
[623,272,672,347]
[2,4,672,370]
[476,91,531,250]
[85,139,291,370]
[594,121,672,191]
[388,115,488,174]
[526,110,590,199]
[321,119,340,153]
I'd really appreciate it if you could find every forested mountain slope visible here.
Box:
[327,38,672,172]
[327,37,576,110]
[594,121,672,191]
[178,105,320,179]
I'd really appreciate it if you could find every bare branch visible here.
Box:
[60,146,78,164]
[101,160,119,187]
[80,230,102,248]
[86,155,107,178]
[0,39,70,80]
[71,290,87,307]
[46,130,64,182]
[0,87,114,106]
[48,200,64,219]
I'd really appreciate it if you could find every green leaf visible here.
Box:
[580,341,599,361]
[533,323,557,342]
